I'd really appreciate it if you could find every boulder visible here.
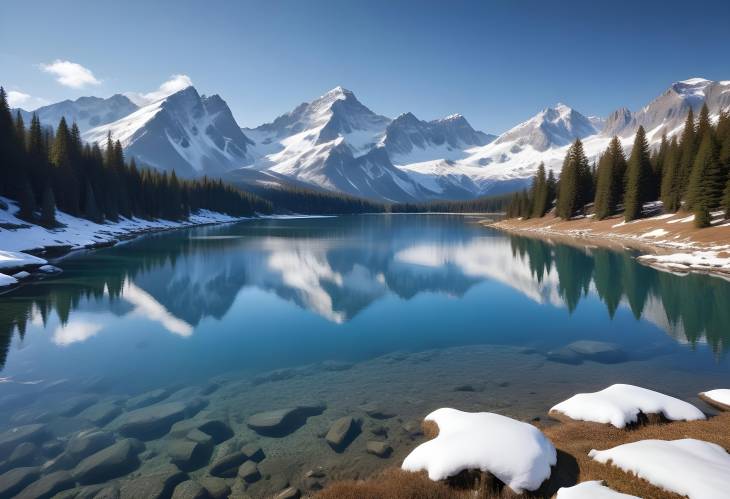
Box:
[172,480,210,499]
[359,402,395,419]
[15,470,75,499]
[73,438,143,484]
[325,416,361,452]
[56,394,99,417]
[240,443,265,463]
[79,401,122,425]
[0,423,48,454]
[115,399,206,439]
[197,477,230,499]
[4,442,38,469]
[169,418,232,443]
[208,451,247,478]
[246,402,326,437]
[186,429,214,448]
[547,341,626,365]
[47,430,116,471]
[237,460,261,483]
[126,388,171,409]
[167,439,212,471]
[275,487,301,499]
[0,466,40,497]
[41,439,64,458]
[366,440,392,458]
[119,465,186,499]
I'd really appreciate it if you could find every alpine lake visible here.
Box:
[1,214,729,497]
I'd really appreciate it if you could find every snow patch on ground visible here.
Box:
[550,384,705,428]
[401,408,556,493]
[589,439,730,499]
[556,481,639,498]
[640,228,668,238]
[0,249,47,269]
[700,389,730,407]
[638,251,730,273]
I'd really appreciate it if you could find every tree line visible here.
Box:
[507,104,730,227]
[0,87,272,227]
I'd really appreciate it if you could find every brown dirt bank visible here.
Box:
[485,212,730,277]
[315,411,730,499]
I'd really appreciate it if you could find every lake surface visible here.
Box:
[1,214,729,496]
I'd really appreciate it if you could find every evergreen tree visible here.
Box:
[660,138,682,212]
[40,184,57,227]
[556,139,590,218]
[546,169,557,211]
[623,126,652,221]
[688,133,723,227]
[593,137,627,219]
[18,180,37,221]
[678,108,696,200]
[530,163,549,218]
[0,87,15,197]
[14,111,25,149]
[83,181,102,223]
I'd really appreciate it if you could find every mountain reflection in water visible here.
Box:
[1,215,729,372]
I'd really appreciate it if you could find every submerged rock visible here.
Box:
[275,486,301,499]
[115,399,206,439]
[0,423,48,454]
[45,430,115,471]
[0,466,40,497]
[3,442,38,469]
[359,402,395,419]
[172,480,209,499]
[119,465,186,499]
[366,440,392,458]
[126,388,171,409]
[237,460,261,483]
[73,438,144,484]
[55,394,99,417]
[169,418,233,444]
[547,341,626,365]
[241,443,265,462]
[15,470,75,499]
[167,438,212,471]
[197,476,230,499]
[247,402,326,437]
[208,451,247,478]
[79,401,122,425]
[325,416,361,452]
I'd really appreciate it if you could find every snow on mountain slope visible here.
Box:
[14,94,138,133]
[84,86,254,177]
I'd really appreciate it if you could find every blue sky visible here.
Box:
[2,0,729,133]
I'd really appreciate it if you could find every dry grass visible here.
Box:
[315,412,730,499]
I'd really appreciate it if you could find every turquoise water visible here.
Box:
[1,214,729,496]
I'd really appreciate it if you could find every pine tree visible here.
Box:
[0,87,15,197]
[83,181,102,223]
[593,137,627,219]
[546,169,557,211]
[14,111,25,149]
[696,103,711,143]
[688,133,723,227]
[18,180,37,221]
[40,184,57,227]
[530,163,549,218]
[660,138,682,212]
[556,139,591,218]
[624,126,652,221]
[678,108,696,201]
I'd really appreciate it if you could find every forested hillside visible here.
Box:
[508,104,730,227]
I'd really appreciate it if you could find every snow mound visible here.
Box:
[0,273,18,288]
[589,439,730,499]
[401,408,556,493]
[0,249,47,270]
[556,481,639,498]
[550,384,705,428]
[700,389,730,410]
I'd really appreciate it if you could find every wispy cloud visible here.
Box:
[53,319,104,346]
[6,90,48,110]
[40,59,101,89]
[125,74,193,106]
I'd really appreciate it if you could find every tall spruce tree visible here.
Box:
[530,163,549,218]
[660,138,682,212]
[678,108,696,201]
[0,87,15,197]
[688,133,723,227]
[556,139,590,218]
[40,183,56,227]
[624,126,652,221]
[593,136,627,219]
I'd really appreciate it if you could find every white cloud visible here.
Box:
[40,59,101,89]
[6,90,48,110]
[53,319,103,346]
[124,74,193,106]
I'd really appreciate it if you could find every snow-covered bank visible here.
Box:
[0,197,247,289]
[488,209,730,278]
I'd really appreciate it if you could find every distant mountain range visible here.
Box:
[14,77,730,202]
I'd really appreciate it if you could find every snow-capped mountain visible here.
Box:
[15,77,729,201]
[84,86,254,177]
[14,94,138,133]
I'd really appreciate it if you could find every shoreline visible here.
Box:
[485,212,730,278]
